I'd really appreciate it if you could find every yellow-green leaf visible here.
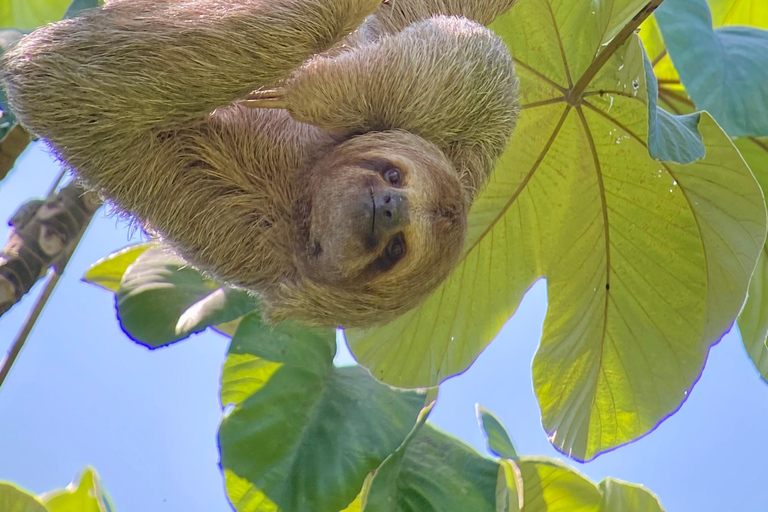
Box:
[40,467,113,512]
[598,478,665,512]
[0,483,47,512]
[83,243,153,292]
[348,0,767,462]
[708,0,768,28]
[518,458,601,512]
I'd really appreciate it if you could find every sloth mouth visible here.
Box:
[370,186,376,236]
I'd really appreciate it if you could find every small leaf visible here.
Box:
[656,0,768,136]
[0,483,47,512]
[364,424,498,512]
[115,246,219,347]
[41,467,114,512]
[476,404,518,460]
[83,243,152,292]
[0,0,72,30]
[598,478,665,512]
[219,313,425,512]
[642,48,703,163]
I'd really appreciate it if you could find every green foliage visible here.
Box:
[40,468,114,512]
[476,411,665,512]
[0,468,112,512]
[364,423,498,512]
[219,314,427,512]
[656,0,768,137]
[347,0,767,461]
[641,2,768,383]
[85,244,258,347]
[5,0,768,509]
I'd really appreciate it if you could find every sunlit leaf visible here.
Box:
[83,243,152,292]
[518,458,600,512]
[708,0,768,28]
[364,424,497,512]
[348,0,767,461]
[0,483,47,512]
[598,478,665,512]
[497,459,524,512]
[41,467,114,512]
[656,0,768,136]
[219,314,425,512]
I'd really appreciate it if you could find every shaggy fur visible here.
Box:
[0,0,519,327]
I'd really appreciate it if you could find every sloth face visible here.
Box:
[293,131,468,325]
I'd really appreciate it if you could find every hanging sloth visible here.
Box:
[1,0,519,327]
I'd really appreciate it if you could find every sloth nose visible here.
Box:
[373,189,408,236]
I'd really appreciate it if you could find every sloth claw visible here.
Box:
[242,88,288,109]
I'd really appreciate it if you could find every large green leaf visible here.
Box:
[41,468,114,512]
[363,424,498,512]
[655,0,768,137]
[0,484,47,512]
[219,314,426,512]
[348,0,767,461]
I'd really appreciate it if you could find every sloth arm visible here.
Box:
[0,0,378,286]
[286,16,519,196]
[1,0,383,134]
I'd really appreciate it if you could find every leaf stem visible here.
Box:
[568,0,665,104]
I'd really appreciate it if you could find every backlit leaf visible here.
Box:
[41,467,114,512]
[83,243,152,292]
[0,483,47,512]
[598,478,665,512]
[348,0,767,462]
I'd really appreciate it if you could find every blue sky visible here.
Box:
[0,143,767,511]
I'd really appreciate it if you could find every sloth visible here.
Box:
[1,0,519,327]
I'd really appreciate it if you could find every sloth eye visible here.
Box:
[386,233,406,261]
[383,167,403,187]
